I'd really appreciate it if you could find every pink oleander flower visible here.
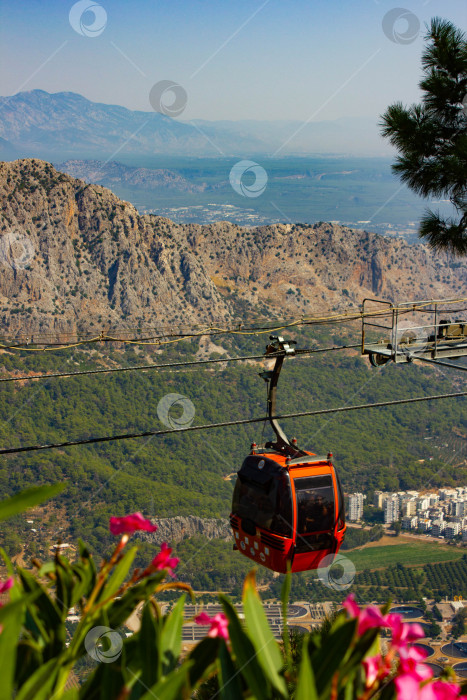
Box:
[363,654,383,687]
[0,577,14,595]
[0,577,14,609]
[358,605,388,635]
[386,613,424,649]
[398,646,433,682]
[342,593,386,635]
[395,677,467,700]
[151,542,179,576]
[395,674,428,700]
[343,592,360,618]
[429,681,467,700]
[195,612,229,640]
[109,512,158,535]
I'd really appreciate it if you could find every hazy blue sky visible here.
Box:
[1,0,465,123]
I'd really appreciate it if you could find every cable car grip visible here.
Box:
[259,335,305,458]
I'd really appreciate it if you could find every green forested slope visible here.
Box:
[0,329,465,557]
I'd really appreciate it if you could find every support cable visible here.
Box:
[3,296,466,350]
[0,344,361,384]
[409,356,467,372]
[0,390,464,456]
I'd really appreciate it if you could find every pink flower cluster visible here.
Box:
[343,594,467,700]
[195,611,229,641]
[396,677,467,700]
[0,577,14,634]
[109,512,179,577]
[0,577,13,597]
[151,542,180,577]
[109,512,158,535]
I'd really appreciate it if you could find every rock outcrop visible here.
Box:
[0,159,465,340]
[138,516,231,545]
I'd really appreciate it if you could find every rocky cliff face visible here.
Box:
[0,159,465,339]
[139,516,231,545]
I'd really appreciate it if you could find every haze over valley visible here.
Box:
[0,90,457,240]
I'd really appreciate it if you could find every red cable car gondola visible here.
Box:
[230,336,346,573]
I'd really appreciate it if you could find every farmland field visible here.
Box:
[347,542,464,572]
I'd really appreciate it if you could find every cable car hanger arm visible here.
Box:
[259,335,303,455]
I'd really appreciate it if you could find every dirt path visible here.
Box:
[354,534,414,549]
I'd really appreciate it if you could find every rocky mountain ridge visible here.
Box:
[0,158,465,339]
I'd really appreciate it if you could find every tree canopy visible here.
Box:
[381,18,467,255]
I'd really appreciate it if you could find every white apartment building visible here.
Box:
[402,515,418,530]
[384,495,400,524]
[348,493,364,521]
[451,501,465,517]
[374,491,386,508]
[445,522,460,539]
[417,497,430,511]
[429,509,444,521]
[401,499,417,517]
[431,520,445,536]
[418,518,432,532]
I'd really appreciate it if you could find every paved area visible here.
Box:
[181,601,336,644]
[127,598,467,680]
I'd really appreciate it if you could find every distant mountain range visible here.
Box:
[0,90,390,160]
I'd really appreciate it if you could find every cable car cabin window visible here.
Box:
[232,472,292,538]
[294,475,334,535]
[295,531,334,554]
